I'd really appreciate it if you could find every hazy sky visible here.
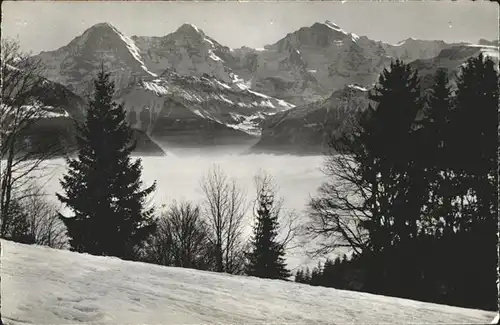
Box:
[2,1,498,55]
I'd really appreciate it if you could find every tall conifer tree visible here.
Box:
[57,67,157,260]
[420,69,456,235]
[452,53,498,226]
[448,53,498,310]
[245,176,290,280]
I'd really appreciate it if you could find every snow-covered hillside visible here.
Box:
[2,240,496,325]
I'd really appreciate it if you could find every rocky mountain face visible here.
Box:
[252,84,370,155]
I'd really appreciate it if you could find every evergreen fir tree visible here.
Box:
[447,53,498,310]
[321,259,334,286]
[57,67,157,260]
[367,60,424,244]
[295,269,304,283]
[452,53,498,227]
[310,266,321,286]
[342,254,348,263]
[245,182,290,280]
[420,69,456,235]
[346,60,424,295]
[304,267,311,283]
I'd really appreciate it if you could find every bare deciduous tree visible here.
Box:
[304,151,370,258]
[200,164,247,274]
[144,200,209,269]
[1,38,64,238]
[303,94,373,259]
[22,184,68,249]
[2,182,68,249]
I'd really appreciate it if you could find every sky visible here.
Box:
[2,1,499,55]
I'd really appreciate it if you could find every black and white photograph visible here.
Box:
[1,1,498,324]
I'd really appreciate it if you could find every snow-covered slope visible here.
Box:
[2,240,496,325]
[119,70,294,139]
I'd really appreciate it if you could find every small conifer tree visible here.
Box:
[245,174,290,280]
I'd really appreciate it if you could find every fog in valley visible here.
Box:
[28,152,326,270]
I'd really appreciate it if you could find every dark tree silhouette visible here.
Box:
[306,60,423,258]
[444,53,498,310]
[304,57,498,311]
[57,66,157,260]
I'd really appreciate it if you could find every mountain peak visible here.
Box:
[91,22,114,29]
[85,22,118,34]
[308,20,353,40]
[323,20,342,31]
[310,20,345,34]
[176,23,205,36]
[65,22,123,50]
[76,22,123,45]
[394,37,418,46]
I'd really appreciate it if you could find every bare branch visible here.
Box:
[0,38,63,236]
[200,164,247,274]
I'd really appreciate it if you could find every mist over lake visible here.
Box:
[31,152,326,270]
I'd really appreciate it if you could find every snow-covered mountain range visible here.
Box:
[27,21,498,152]
[32,22,294,147]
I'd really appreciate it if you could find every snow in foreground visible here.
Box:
[2,240,496,325]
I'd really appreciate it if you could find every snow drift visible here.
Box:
[1,240,496,325]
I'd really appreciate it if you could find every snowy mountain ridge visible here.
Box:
[106,23,158,77]
[31,22,295,143]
